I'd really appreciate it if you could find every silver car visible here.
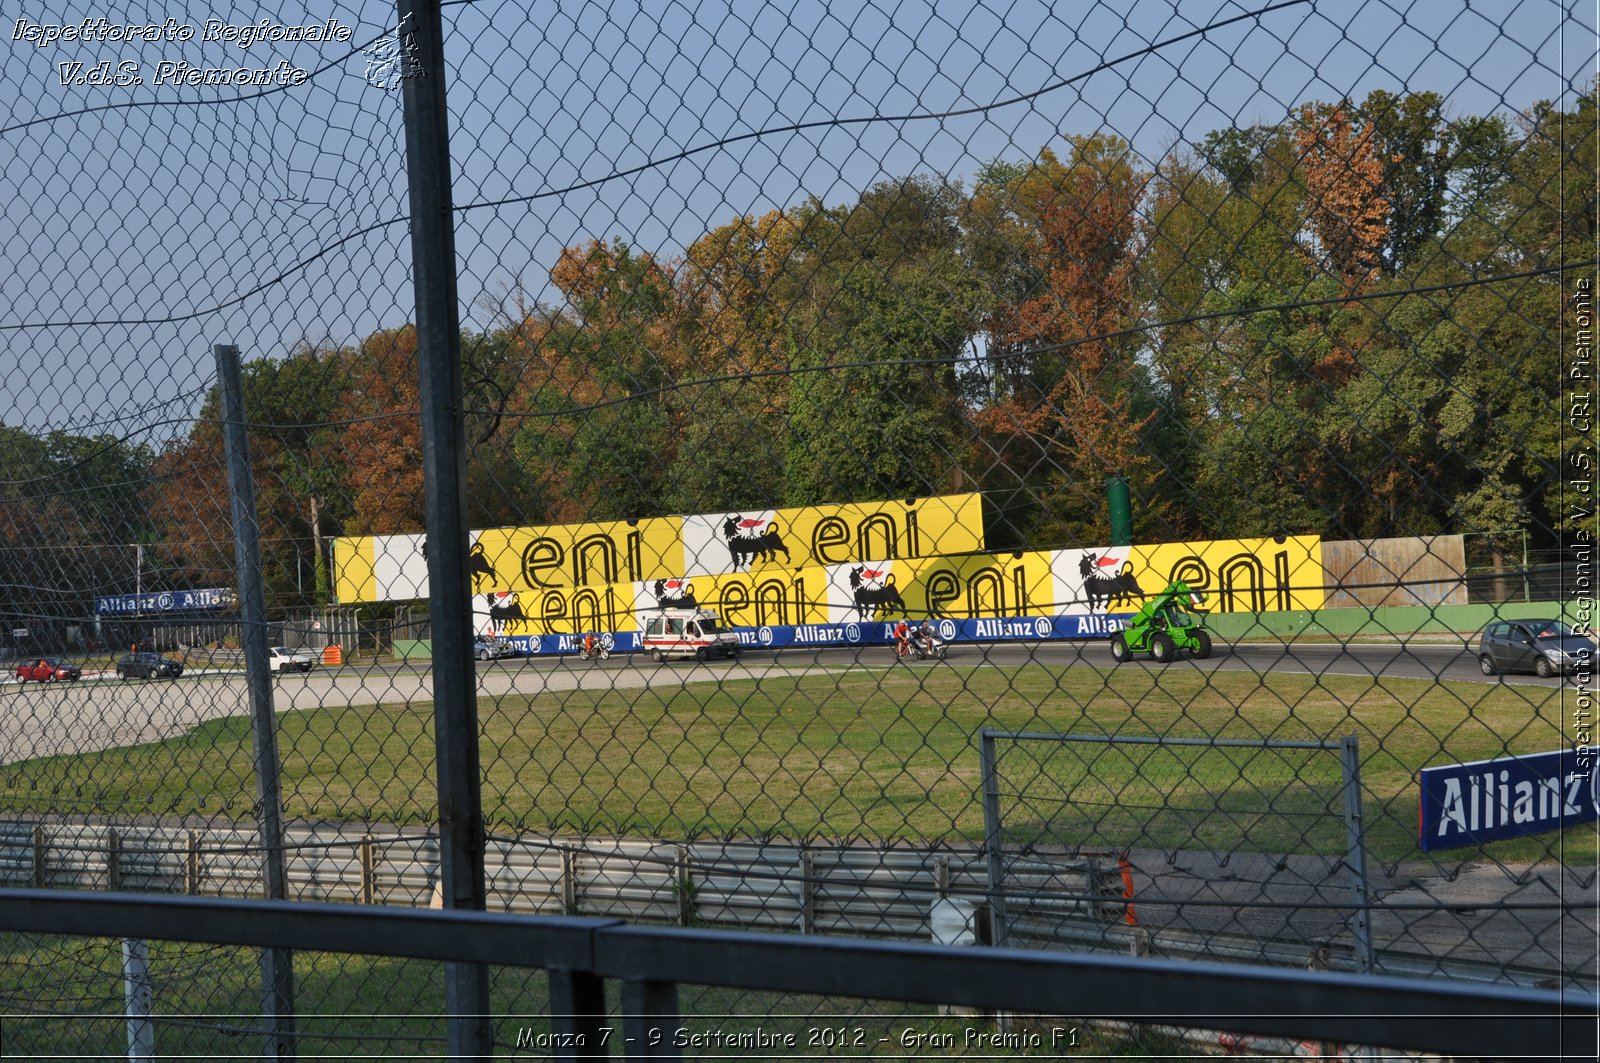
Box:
[1478,619,1595,678]
[473,637,516,661]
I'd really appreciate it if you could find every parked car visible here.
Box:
[15,656,81,682]
[116,652,184,680]
[269,646,316,673]
[1478,619,1596,678]
[473,636,515,661]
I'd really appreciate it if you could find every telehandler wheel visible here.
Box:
[1149,633,1176,663]
[1109,633,1131,664]
[1192,630,1213,659]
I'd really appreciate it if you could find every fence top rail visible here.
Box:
[0,888,1589,1060]
[0,887,617,971]
[980,729,1342,751]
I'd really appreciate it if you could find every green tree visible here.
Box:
[541,240,679,520]
[778,177,981,504]
[246,345,351,604]
[1143,122,1385,540]
[661,378,788,513]
[664,210,802,512]
[1503,85,1599,272]
[0,428,153,635]
[1358,90,1453,274]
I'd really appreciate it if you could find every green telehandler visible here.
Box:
[1108,580,1213,663]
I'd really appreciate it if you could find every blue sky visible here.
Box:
[1,0,1594,442]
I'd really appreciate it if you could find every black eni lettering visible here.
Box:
[926,570,960,618]
[1167,556,1210,599]
[626,530,642,581]
[569,588,610,631]
[858,513,898,559]
[813,517,851,564]
[1217,553,1267,612]
[523,537,564,587]
[1273,550,1292,610]
[755,577,789,626]
[572,532,618,587]
[539,589,566,624]
[967,567,1005,617]
[814,508,926,565]
[719,582,750,626]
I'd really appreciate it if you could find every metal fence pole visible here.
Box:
[215,343,297,1059]
[621,978,682,1061]
[979,730,1009,948]
[121,937,153,1061]
[1340,735,1375,975]
[395,0,493,1056]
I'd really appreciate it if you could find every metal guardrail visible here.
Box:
[0,821,1121,936]
[0,888,1590,1060]
[5,817,1584,997]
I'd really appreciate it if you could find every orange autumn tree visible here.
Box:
[674,209,801,386]
[340,319,554,534]
[975,135,1165,544]
[340,326,426,534]
[1292,103,1388,457]
[530,239,683,520]
[495,298,597,527]
[664,210,804,510]
[148,347,353,606]
[1296,103,1390,285]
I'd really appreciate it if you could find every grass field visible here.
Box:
[0,663,1571,863]
[0,933,1191,1059]
[0,663,1578,1058]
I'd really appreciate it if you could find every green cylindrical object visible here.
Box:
[1107,476,1133,546]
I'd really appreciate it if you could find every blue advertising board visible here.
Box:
[1419,748,1599,851]
[499,612,1131,656]
[94,588,238,615]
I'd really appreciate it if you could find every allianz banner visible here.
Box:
[332,493,984,604]
[1420,748,1600,851]
[501,613,1126,656]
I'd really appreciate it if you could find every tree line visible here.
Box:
[2,88,1590,619]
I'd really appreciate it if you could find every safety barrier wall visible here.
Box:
[0,820,1123,939]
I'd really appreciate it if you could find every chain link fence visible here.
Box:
[0,0,1595,1056]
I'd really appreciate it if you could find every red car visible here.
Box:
[15,657,82,682]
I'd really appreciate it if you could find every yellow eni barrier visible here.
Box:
[332,493,985,604]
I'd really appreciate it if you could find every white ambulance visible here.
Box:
[640,608,742,663]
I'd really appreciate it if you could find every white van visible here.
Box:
[640,609,742,663]
[269,645,316,673]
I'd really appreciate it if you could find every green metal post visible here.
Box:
[1108,477,1133,547]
